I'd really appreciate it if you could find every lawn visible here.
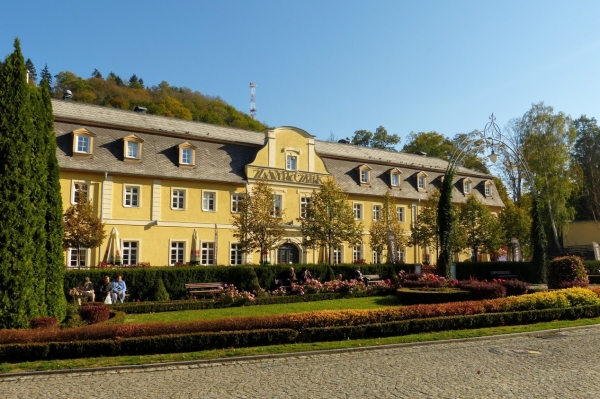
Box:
[124,295,400,324]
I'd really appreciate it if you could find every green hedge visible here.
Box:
[584,261,600,274]
[3,305,599,362]
[396,288,471,305]
[455,261,535,282]
[64,264,411,302]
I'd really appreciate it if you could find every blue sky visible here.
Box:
[3,1,600,145]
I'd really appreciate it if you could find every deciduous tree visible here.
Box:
[370,191,409,263]
[351,126,400,151]
[572,115,600,221]
[456,196,503,261]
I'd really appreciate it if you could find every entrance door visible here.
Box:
[277,244,299,264]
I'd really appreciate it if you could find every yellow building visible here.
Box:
[53,99,504,268]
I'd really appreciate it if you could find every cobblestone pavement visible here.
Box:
[2,326,600,398]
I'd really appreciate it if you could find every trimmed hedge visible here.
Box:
[455,261,536,282]
[2,305,600,362]
[396,288,471,305]
[64,264,411,302]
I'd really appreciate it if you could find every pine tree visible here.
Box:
[39,63,52,90]
[0,39,39,328]
[25,58,36,83]
[40,78,66,320]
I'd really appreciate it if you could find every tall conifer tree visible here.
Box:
[0,39,38,328]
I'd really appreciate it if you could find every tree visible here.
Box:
[411,189,440,260]
[39,63,52,89]
[456,196,503,261]
[232,180,285,264]
[25,58,36,83]
[129,74,144,89]
[91,68,103,79]
[351,126,400,151]
[572,115,600,221]
[437,169,455,279]
[0,39,41,328]
[300,179,363,264]
[499,201,532,260]
[370,191,409,263]
[62,192,107,267]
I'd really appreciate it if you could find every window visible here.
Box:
[396,206,405,222]
[333,246,342,264]
[464,181,471,194]
[416,172,428,192]
[391,173,399,187]
[127,141,139,159]
[373,205,381,221]
[68,248,87,268]
[123,134,143,162]
[201,242,215,265]
[361,170,370,184]
[170,241,185,265]
[230,243,243,265]
[172,189,185,210]
[231,194,244,213]
[122,241,138,265]
[373,251,381,264]
[485,183,492,196]
[271,194,282,217]
[397,248,405,262]
[286,155,297,171]
[353,203,363,220]
[300,196,311,219]
[77,136,90,153]
[411,203,417,227]
[202,191,216,211]
[72,181,89,204]
[418,176,426,189]
[353,245,362,262]
[124,186,139,207]
[72,128,96,158]
[178,142,197,168]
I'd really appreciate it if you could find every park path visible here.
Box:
[1,325,599,398]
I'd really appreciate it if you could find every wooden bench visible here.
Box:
[274,279,293,292]
[185,282,226,298]
[362,274,382,284]
[490,270,518,280]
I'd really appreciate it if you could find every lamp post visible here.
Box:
[436,114,548,283]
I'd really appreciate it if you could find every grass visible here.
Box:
[124,295,400,324]
[2,316,599,374]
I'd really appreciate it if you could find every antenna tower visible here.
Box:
[249,82,257,118]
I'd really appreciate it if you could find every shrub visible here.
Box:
[324,266,336,282]
[547,256,589,289]
[29,317,58,329]
[400,273,451,289]
[153,278,170,301]
[396,288,471,305]
[499,279,529,296]
[79,303,111,325]
[457,280,506,300]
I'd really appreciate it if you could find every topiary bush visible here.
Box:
[547,255,589,289]
[500,279,530,296]
[153,278,170,301]
[29,317,58,329]
[457,280,506,300]
[79,303,111,325]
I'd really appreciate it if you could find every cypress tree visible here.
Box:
[0,39,38,328]
[40,78,66,320]
[437,169,455,280]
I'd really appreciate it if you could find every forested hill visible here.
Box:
[48,70,269,132]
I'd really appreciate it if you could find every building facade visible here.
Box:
[53,100,504,268]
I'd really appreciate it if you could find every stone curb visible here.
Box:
[2,323,599,380]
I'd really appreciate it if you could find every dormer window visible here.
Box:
[71,128,96,158]
[484,181,493,197]
[389,168,402,190]
[356,164,372,187]
[178,142,197,168]
[416,171,428,192]
[123,134,144,163]
[463,178,472,195]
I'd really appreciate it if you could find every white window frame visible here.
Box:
[360,170,370,184]
[71,181,89,204]
[464,181,471,195]
[373,251,381,264]
[171,188,186,210]
[181,148,193,165]
[397,248,405,262]
[169,241,186,266]
[300,196,311,219]
[126,141,140,159]
[76,135,90,154]
[201,242,215,265]
[286,154,298,171]
[122,240,139,266]
[391,173,400,187]
[230,243,243,265]
[372,204,382,221]
[485,183,492,196]
[353,245,363,262]
[271,194,283,218]
[396,206,405,223]
[353,203,363,220]
[418,176,426,190]
[202,190,216,212]
[333,246,343,264]
[231,193,244,213]
[123,185,140,208]
[68,248,88,268]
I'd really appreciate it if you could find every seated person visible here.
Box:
[354,266,369,286]
[99,275,116,304]
[300,268,312,284]
[286,267,298,286]
[69,277,95,305]
[112,274,127,303]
